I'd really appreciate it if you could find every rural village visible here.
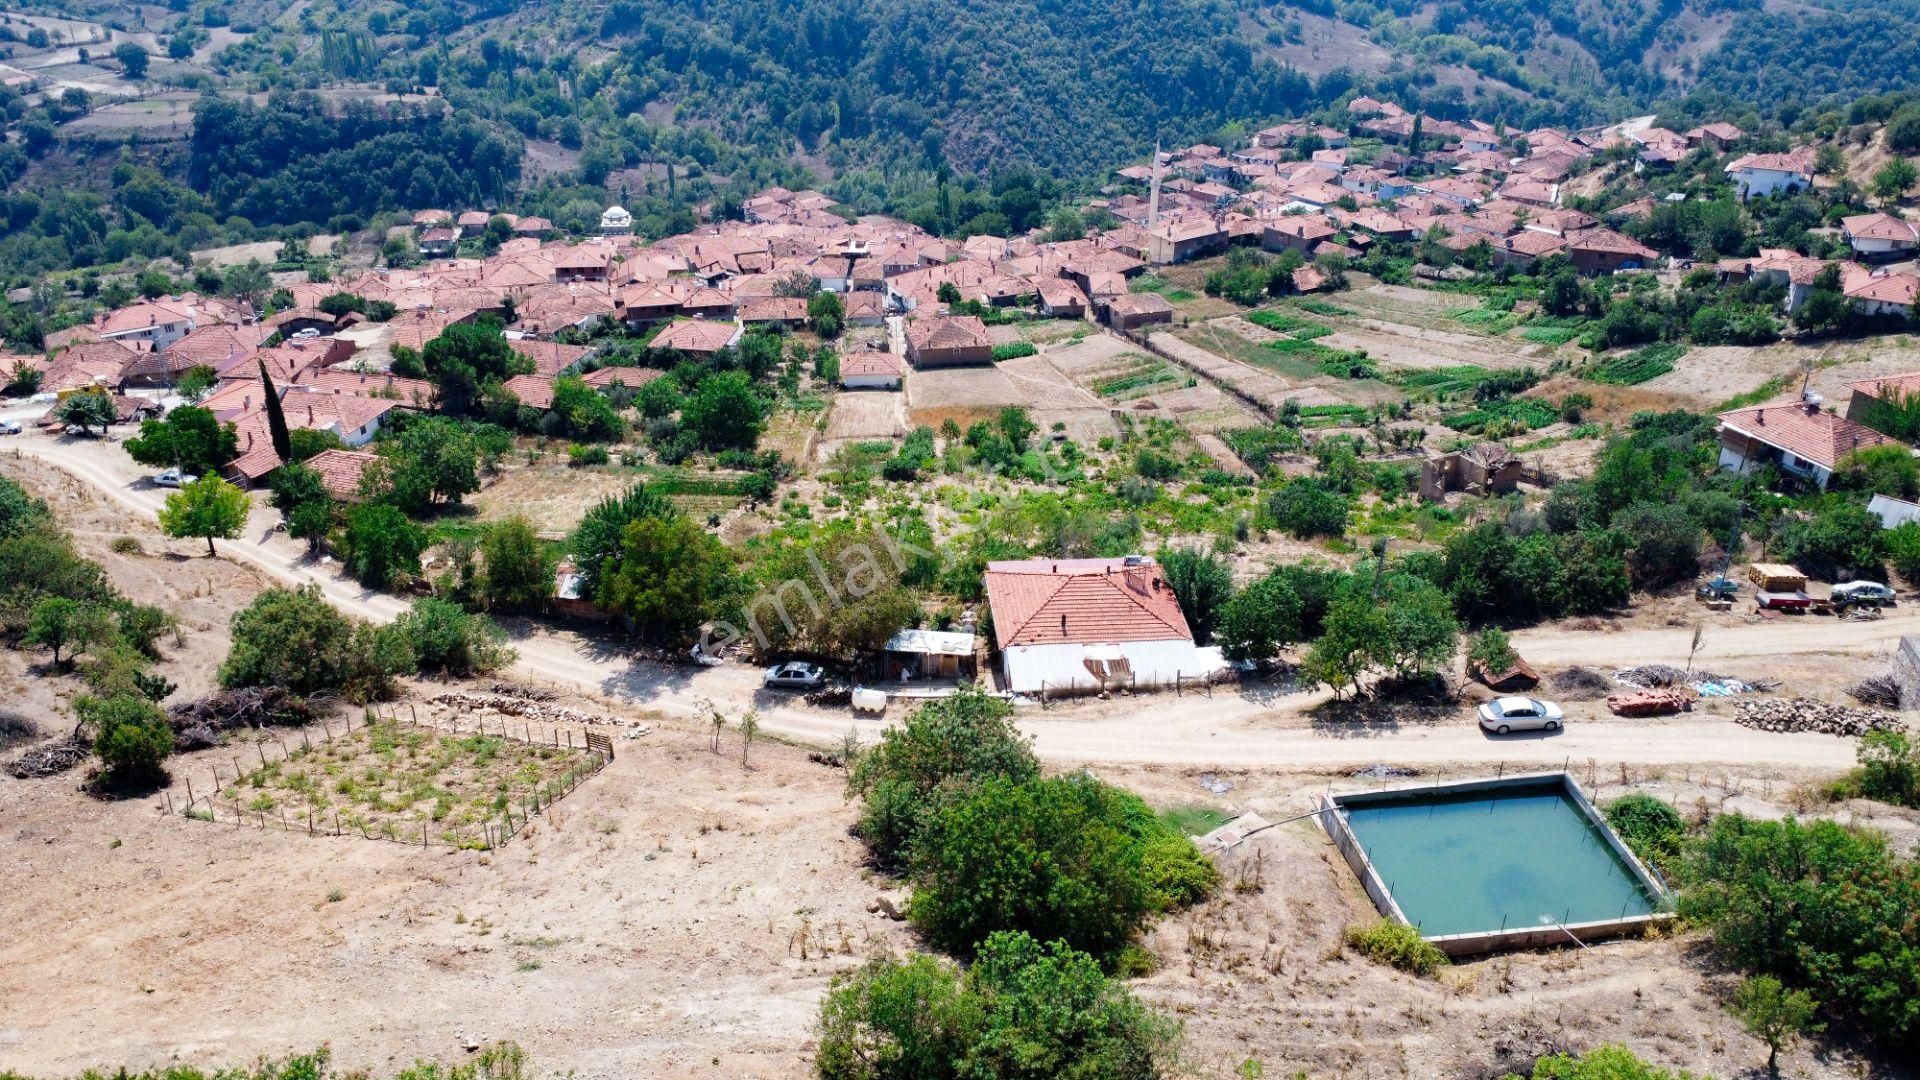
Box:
[6,41,1920,1080]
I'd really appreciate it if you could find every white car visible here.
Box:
[155,468,196,488]
[0,419,20,435]
[1831,581,1896,606]
[763,661,827,690]
[1478,696,1565,734]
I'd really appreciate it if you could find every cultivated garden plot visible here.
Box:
[179,713,607,850]
[822,387,905,441]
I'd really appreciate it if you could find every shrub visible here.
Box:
[1466,627,1517,675]
[220,584,411,702]
[1520,1045,1702,1079]
[1342,919,1448,976]
[390,598,516,677]
[1679,814,1920,1045]
[847,686,1038,866]
[908,775,1171,960]
[991,341,1037,361]
[815,932,1179,1080]
[567,443,610,467]
[1267,478,1349,538]
[78,693,173,791]
[1605,793,1685,871]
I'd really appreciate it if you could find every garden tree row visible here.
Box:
[819,688,1215,1076]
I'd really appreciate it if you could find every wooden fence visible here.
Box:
[157,706,614,853]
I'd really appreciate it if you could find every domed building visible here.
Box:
[599,206,633,236]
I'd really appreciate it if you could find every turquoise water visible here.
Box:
[1341,782,1660,938]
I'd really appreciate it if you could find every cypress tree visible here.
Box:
[259,360,291,462]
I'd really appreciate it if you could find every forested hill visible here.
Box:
[597,0,1317,176]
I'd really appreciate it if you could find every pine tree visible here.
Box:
[259,361,291,462]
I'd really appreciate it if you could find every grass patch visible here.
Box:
[1296,299,1352,317]
[1396,365,1500,398]
[1092,356,1187,399]
[1344,919,1449,976]
[1297,403,1371,428]
[1717,375,1790,411]
[1159,804,1233,837]
[1587,343,1687,386]
[1521,324,1583,345]
[1452,307,1519,334]
[1266,336,1380,379]
[1442,397,1560,434]
[1245,310,1312,333]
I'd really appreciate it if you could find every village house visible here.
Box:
[418,228,460,258]
[904,315,993,368]
[1844,372,1920,423]
[1684,123,1744,151]
[1101,292,1175,331]
[840,350,903,390]
[1566,229,1660,275]
[1715,397,1897,489]
[649,318,744,356]
[1840,213,1919,260]
[1842,267,1920,319]
[96,298,201,351]
[1725,148,1816,201]
[1145,218,1228,265]
[304,448,380,502]
[982,556,1223,696]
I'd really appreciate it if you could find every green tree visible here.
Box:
[847,685,1039,865]
[1680,813,1920,1044]
[1792,264,1855,336]
[997,406,1037,453]
[112,41,149,79]
[908,774,1164,960]
[54,390,117,436]
[221,260,273,314]
[1267,478,1349,538]
[124,405,238,476]
[176,364,219,403]
[1730,975,1822,1074]
[1045,206,1088,243]
[681,370,767,451]
[390,597,515,676]
[1872,158,1918,202]
[1605,793,1686,871]
[1612,502,1703,590]
[220,583,411,702]
[479,515,552,611]
[1832,442,1920,500]
[341,502,427,589]
[157,475,250,556]
[288,427,346,462]
[568,483,678,601]
[79,693,173,791]
[421,318,525,415]
[1156,547,1233,643]
[808,291,845,338]
[815,932,1179,1080]
[369,416,481,512]
[1214,571,1302,663]
[550,375,624,442]
[1855,728,1917,805]
[24,597,111,668]
[596,515,737,636]
[259,361,292,462]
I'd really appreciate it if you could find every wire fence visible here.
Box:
[157,705,615,853]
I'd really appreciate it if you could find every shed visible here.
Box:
[882,628,978,680]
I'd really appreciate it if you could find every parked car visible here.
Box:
[1478,696,1565,734]
[763,661,826,690]
[1695,576,1740,601]
[1831,581,1896,606]
[0,419,20,435]
[155,468,196,488]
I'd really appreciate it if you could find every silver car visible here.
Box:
[0,419,20,435]
[1478,696,1565,734]
[1831,581,1896,606]
[763,661,826,690]
[155,468,196,488]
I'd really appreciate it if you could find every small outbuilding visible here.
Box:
[881,628,978,681]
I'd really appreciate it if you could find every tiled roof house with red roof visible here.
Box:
[983,556,1227,695]
[1715,396,1897,490]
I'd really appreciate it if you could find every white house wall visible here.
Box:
[1001,639,1224,695]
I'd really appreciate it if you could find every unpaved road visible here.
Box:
[10,436,1902,774]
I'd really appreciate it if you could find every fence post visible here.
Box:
[186,777,194,806]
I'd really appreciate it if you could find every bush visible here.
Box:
[906,774,1213,961]
[1342,919,1448,976]
[567,443,610,467]
[1679,813,1920,1046]
[79,693,173,791]
[1520,1045,1703,1079]
[847,686,1038,865]
[1605,793,1686,871]
[1466,627,1517,675]
[1267,478,1349,538]
[390,598,515,677]
[815,932,1179,1080]
[991,341,1037,361]
[220,584,411,703]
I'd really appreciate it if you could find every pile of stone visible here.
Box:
[1733,697,1905,737]
[424,692,640,730]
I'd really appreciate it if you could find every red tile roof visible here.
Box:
[502,374,556,410]
[650,319,741,354]
[305,449,379,500]
[905,315,991,352]
[984,558,1193,648]
[1717,399,1897,471]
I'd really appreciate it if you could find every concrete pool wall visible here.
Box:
[1315,772,1676,956]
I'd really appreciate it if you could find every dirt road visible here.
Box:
[12,436,1901,774]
